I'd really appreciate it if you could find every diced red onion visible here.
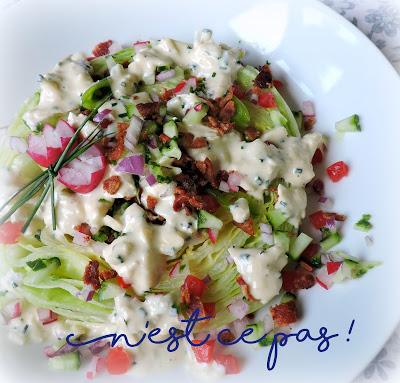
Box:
[325,217,336,230]
[260,223,272,235]
[37,308,58,325]
[73,230,91,246]
[45,342,77,358]
[228,299,249,320]
[261,232,274,245]
[78,285,95,302]
[124,116,143,151]
[9,136,27,153]
[93,109,112,123]
[302,100,315,117]
[232,317,250,337]
[148,136,158,149]
[156,69,176,82]
[202,275,211,285]
[365,235,373,247]
[116,154,145,175]
[176,77,197,95]
[194,103,203,112]
[226,254,234,264]
[89,340,110,355]
[1,301,21,322]
[227,172,241,192]
[146,173,157,186]
[218,181,230,192]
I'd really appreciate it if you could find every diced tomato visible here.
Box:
[208,228,218,244]
[159,133,171,144]
[0,221,23,244]
[326,261,342,275]
[183,275,206,297]
[117,276,131,289]
[174,80,187,94]
[191,339,216,363]
[105,347,132,375]
[272,79,284,89]
[326,161,349,182]
[309,210,336,230]
[258,92,277,108]
[203,302,216,318]
[92,40,113,57]
[214,354,241,375]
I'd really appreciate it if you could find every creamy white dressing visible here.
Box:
[109,64,137,99]
[24,54,93,130]
[229,198,250,223]
[228,245,288,304]
[275,184,307,227]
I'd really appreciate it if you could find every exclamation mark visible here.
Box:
[347,319,355,342]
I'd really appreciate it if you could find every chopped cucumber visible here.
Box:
[197,210,223,230]
[343,258,380,279]
[163,120,178,138]
[90,47,135,76]
[160,138,181,160]
[242,100,274,132]
[81,78,111,110]
[335,114,361,133]
[9,91,40,136]
[24,257,61,284]
[267,209,288,230]
[273,231,290,253]
[48,352,81,371]
[288,233,313,260]
[269,109,288,127]
[236,65,258,90]
[232,96,250,129]
[98,282,124,301]
[354,214,372,232]
[182,105,208,125]
[320,231,342,251]
[148,163,174,183]
[280,292,296,304]
[245,322,265,342]
[259,331,275,347]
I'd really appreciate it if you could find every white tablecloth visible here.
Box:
[321,1,400,382]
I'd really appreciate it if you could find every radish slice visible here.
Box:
[37,308,58,325]
[315,266,334,290]
[0,221,23,244]
[326,261,342,275]
[58,144,106,194]
[219,180,230,192]
[156,69,176,82]
[227,172,241,192]
[27,120,75,167]
[228,299,249,320]
[208,228,218,244]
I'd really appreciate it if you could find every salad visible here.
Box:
[0,30,378,379]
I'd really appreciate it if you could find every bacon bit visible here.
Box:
[173,187,220,214]
[304,116,316,131]
[195,158,218,188]
[146,195,158,210]
[188,296,216,319]
[180,133,208,149]
[180,282,191,305]
[254,64,273,88]
[282,269,315,293]
[99,269,118,281]
[232,84,246,99]
[272,79,284,89]
[335,214,346,222]
[105,123,129,161]
[103,175,122,195]
[219,329,236,343]
[159,133,171,144]
[83,260,101,290]
[244,127,261,141]
[301,243,320,264]
[136,102,160,120]
[207,116,235,135]
[236,276,255,301]
[92,40,113,57]
[270,301,298,327]
[219,100,236,122]
[74,223,92,236]
[233,218,255,236]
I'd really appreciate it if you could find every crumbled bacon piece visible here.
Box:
[188,296,216,319]
[173,187,219,215]
[233,218,255,236]
[254,64,273,88]
[180,133,208,149]
[147,195,158,210]
[92,40,113,57]
[207,116,235,135]
[282,269,315,293]
[103,175,121,195]
[99,269,118,281]
[195,158,218,188]
[244,127,261,141]
[83,260,101,290]
[136,102,161,120]
[270,301,298,327]
[74,223,92,236]
[218,100,236,122]
[105,123,129,161]
[236,276,255,301]
[219,329,236,343]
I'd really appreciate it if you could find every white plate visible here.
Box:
[1,0,400,382]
